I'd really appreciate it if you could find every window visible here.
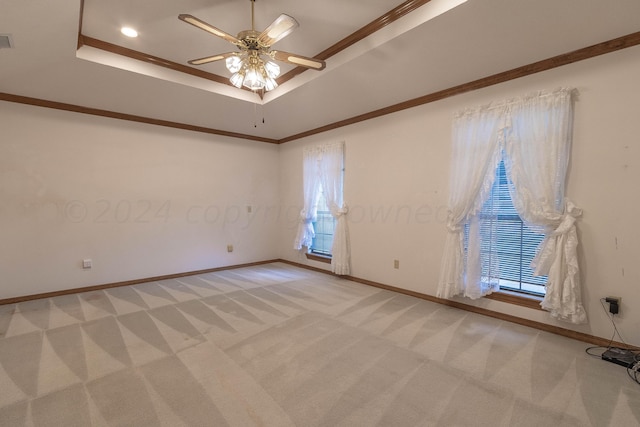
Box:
[310,189,336,256]
[294,141,350,274]
[438,88,585,322]
[465,159,547,296]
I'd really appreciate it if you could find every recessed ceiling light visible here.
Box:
[120,27,138,38]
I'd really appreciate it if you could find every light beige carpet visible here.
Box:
[0,262,638,426]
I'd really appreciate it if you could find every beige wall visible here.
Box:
[279,45,640,346]
[2,44,639,346]
[0,104,280,298]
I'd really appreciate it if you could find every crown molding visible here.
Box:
[0,92,279,144]
[78,35,233,87]
[3,31,639,144]
[279,30,640,143]
[277,0,433,85]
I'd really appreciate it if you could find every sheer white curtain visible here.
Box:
[437,88,586,324]
[506,88,586,323]
[319,141,350,275]
[437,106,505,299]
[293,141,351,275]
[293,148,322,250]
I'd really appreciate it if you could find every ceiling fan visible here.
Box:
[179,0,326,92]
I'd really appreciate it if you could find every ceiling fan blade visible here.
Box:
[188,52,237,66]
[178,14,240,45]
[257,14,299,46]
[271,50,326,70]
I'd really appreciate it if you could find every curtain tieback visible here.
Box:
[446,215,463,232]
[447,223,463,233]
[331,204,349,218]
[551,199,582,236]
[299,209,314,223]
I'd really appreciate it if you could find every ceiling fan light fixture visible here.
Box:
[243,66,266,91]
[265,77,278,91]
[230,71,245,88]
[225,55,243,73]
[180,0,325,94]
[264,60,280,79]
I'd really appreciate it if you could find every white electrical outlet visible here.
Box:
[227,245,233,253]
[394,259,399,269]
[82,259,92,269]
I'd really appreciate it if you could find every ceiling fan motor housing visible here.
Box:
[237,30,262,51]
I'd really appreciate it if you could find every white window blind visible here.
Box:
[311,189,336,256]
[465,160,547,295]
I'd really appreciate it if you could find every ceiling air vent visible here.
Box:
[0,34,14,49]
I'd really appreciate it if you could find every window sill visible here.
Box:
[305,253,331,264]
[485,290,544,311]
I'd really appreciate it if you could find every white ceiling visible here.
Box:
[1,0,640,141]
